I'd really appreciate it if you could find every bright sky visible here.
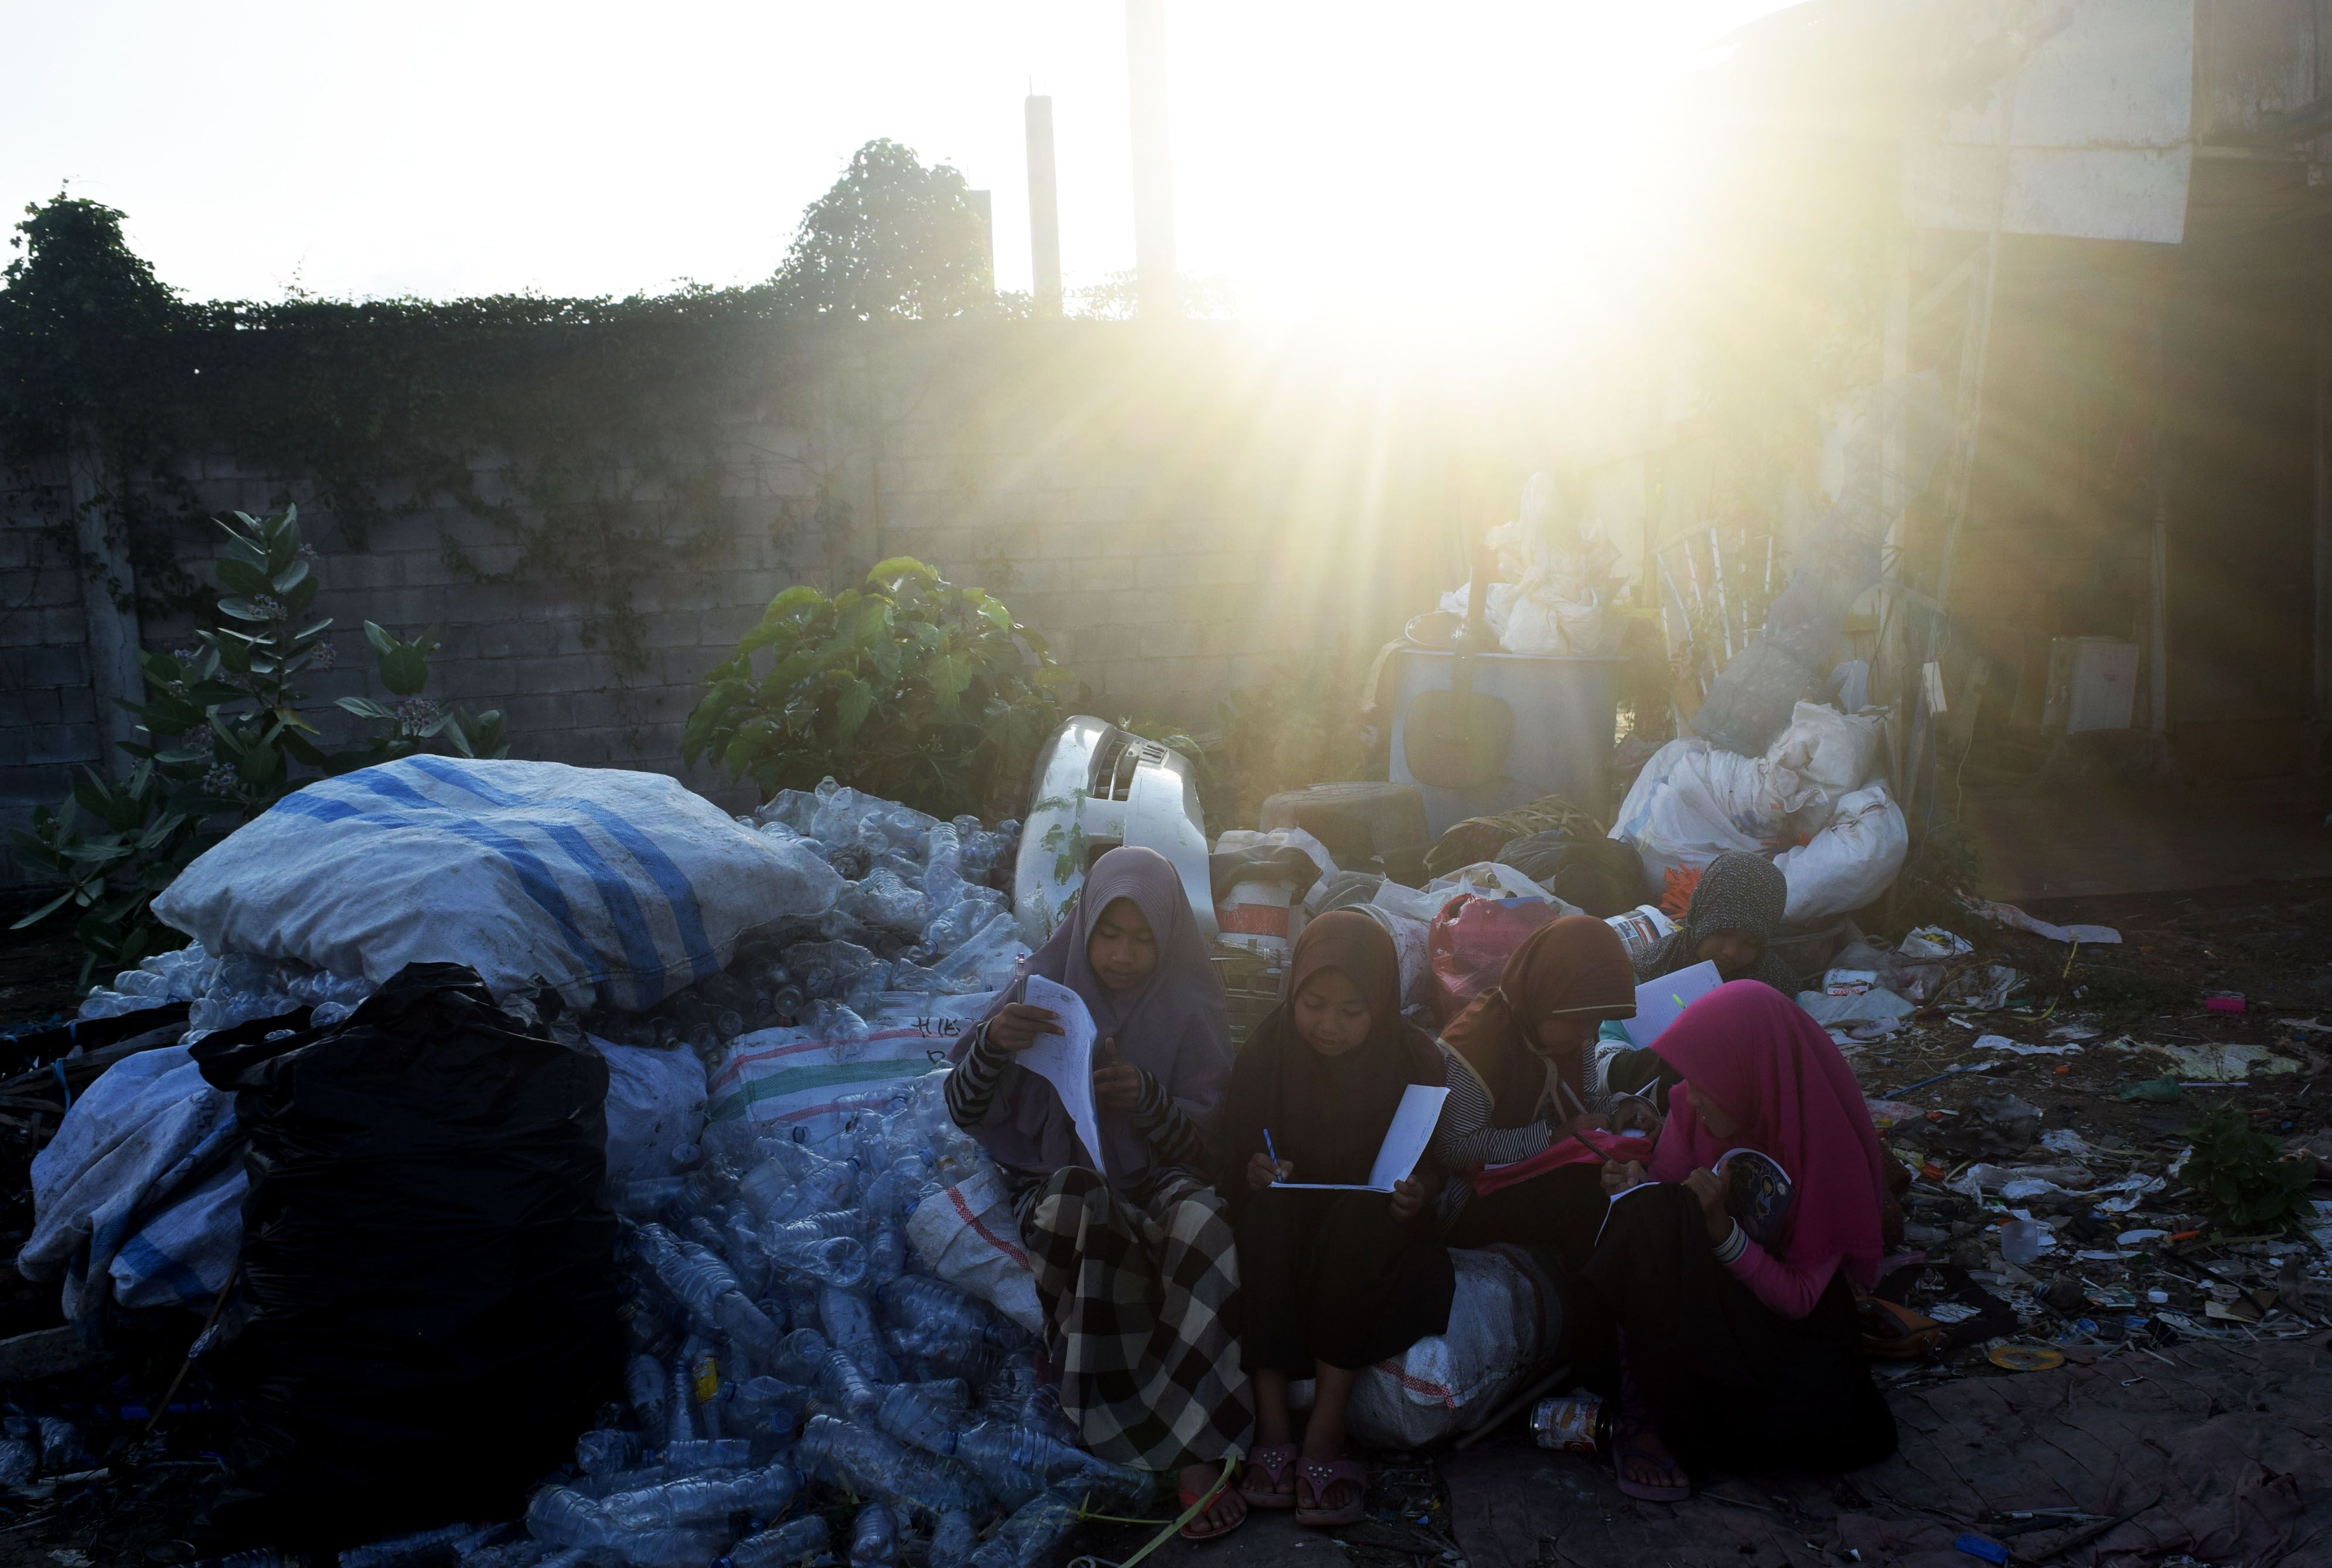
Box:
[2,1,1799,321]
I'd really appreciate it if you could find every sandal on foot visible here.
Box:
[1178,1463,1247,1540]
[1294,1457,1367,1527]
[1238,1443,1300,1509]
[1612,1429,1692,1502]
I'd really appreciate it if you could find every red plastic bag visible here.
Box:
[1427,894,1558,1025]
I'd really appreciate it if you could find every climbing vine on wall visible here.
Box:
[0,141,1011,668]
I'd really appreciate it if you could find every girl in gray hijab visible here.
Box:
[1597,851,1803,1108]
[945,847,1252,1533]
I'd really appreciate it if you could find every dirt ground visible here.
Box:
[4,877,2332,1564]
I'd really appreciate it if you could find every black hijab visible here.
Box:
[1215,912,1445,1205]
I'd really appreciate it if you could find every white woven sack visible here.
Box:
[906,1162,1045,1334]
[152,756,842,1008]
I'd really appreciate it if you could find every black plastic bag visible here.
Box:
[192,963,621,1547]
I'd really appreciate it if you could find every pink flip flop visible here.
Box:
[1612,1424,1692,1502]
[1238,1443,1300,1509]
[1295,1457,1367,1527]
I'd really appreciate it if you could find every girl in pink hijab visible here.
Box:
[1580,981,1897,1499]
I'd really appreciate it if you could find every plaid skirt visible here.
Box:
[1014,1165,1253,1470]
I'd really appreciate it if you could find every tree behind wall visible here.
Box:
[774,139,994,321]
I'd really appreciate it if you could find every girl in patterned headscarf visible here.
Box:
[1596,851,1804,1109]
[1632,851,1796,991]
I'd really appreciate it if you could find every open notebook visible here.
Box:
[1595,1147,1793,1247]
[1273,1083,1451,1193]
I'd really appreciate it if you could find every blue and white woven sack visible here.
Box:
[152,756,841,1009]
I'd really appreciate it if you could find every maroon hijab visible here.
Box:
[1441,915,1636,1128]
[1648,980,1888,1290]
[950,846,1231,1181]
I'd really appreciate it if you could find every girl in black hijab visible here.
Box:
[1215,912,1456,1528]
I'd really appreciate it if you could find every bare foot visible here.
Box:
[1181,1463,1248,1538]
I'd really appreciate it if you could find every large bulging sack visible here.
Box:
[152,756,843,1009]
[1774,785,1908,924]
[19,1044,245,1323]
[191,964,622,1547]
[1293,1245,1560,1447]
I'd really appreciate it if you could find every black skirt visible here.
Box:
[1233,1188,1456,1375]
[1580,1182,1897,1477]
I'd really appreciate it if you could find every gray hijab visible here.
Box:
[950,846,1232,1182]
[1634,850,1798,993]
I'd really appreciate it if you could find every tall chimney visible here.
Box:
[1025,94,1063,316]
[1123,0,1179,316]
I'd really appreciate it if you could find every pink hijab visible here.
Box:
[1646,980,1887,1291]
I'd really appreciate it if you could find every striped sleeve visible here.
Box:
[1433,1055,1553,1170]
[1128,1068,1207,1168]
[945,1022,1012,1130]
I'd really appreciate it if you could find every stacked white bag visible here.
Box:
[1610,703,1905,923]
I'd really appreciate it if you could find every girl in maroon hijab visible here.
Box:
[1585,980,1896,1499]
[1214,912,1456,1528]
[945,847,1248,1534]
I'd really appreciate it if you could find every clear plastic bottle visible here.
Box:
[820,1286,901,1382]
[877,1277,998,1352]
[763,1232,870,1291]
[865,1222,909,1287]
[872,1379,971,1455]
[950,1420,1149,1511]
[633,1224,783,1363]
[718,1516,830,1568]
[928,1509,979,1568]
[775,1328,879,1420]
[574,1427,643,1478]
[337,1523,491,1568]
[666,1358,700,1447]
[663,1437,754,1474]
[848,1502,901,1566]
[965,1487,1084,1568]
[794,1414,991,1515]
[597,1461,801,1530]
[524,1485,725,1568]
[625,1352,670,1432]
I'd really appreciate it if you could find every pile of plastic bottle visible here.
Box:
[510,1069,1153,1568]
[74,778,1169,1566]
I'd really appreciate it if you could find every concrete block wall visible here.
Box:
[2,323,1499,885]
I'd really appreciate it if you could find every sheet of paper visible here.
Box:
[1018,974,1105,1175]
[1620,959,1723,1049]
[1276,1083,1451,1192]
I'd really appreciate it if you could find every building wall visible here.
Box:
[2,321,1564,875]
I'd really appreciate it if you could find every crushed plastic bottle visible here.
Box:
[662,1437,754,1475]
[632,1223,782,1363]
[775,1328,879,1421]
[625,1354,669,1433]
[795,1414,991,1515]
[848,1502,901,1566]
[928,1509,980,1568]
[337,1523,495,1568]
[597,1462,800,1530]
[873,1379,972,1455]
[964,1486,1085,1568]
[878,1277,1007,1355]
[820,1285,901,1382]
[718,1516,830,1568]
[950,1420,1151,1511]
[575,1427,645,1478]
[524,1485,725,1568]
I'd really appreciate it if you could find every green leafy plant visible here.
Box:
[684,557,1066,820]
[2179,1104,2314,1232]
[11,506,504,983]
